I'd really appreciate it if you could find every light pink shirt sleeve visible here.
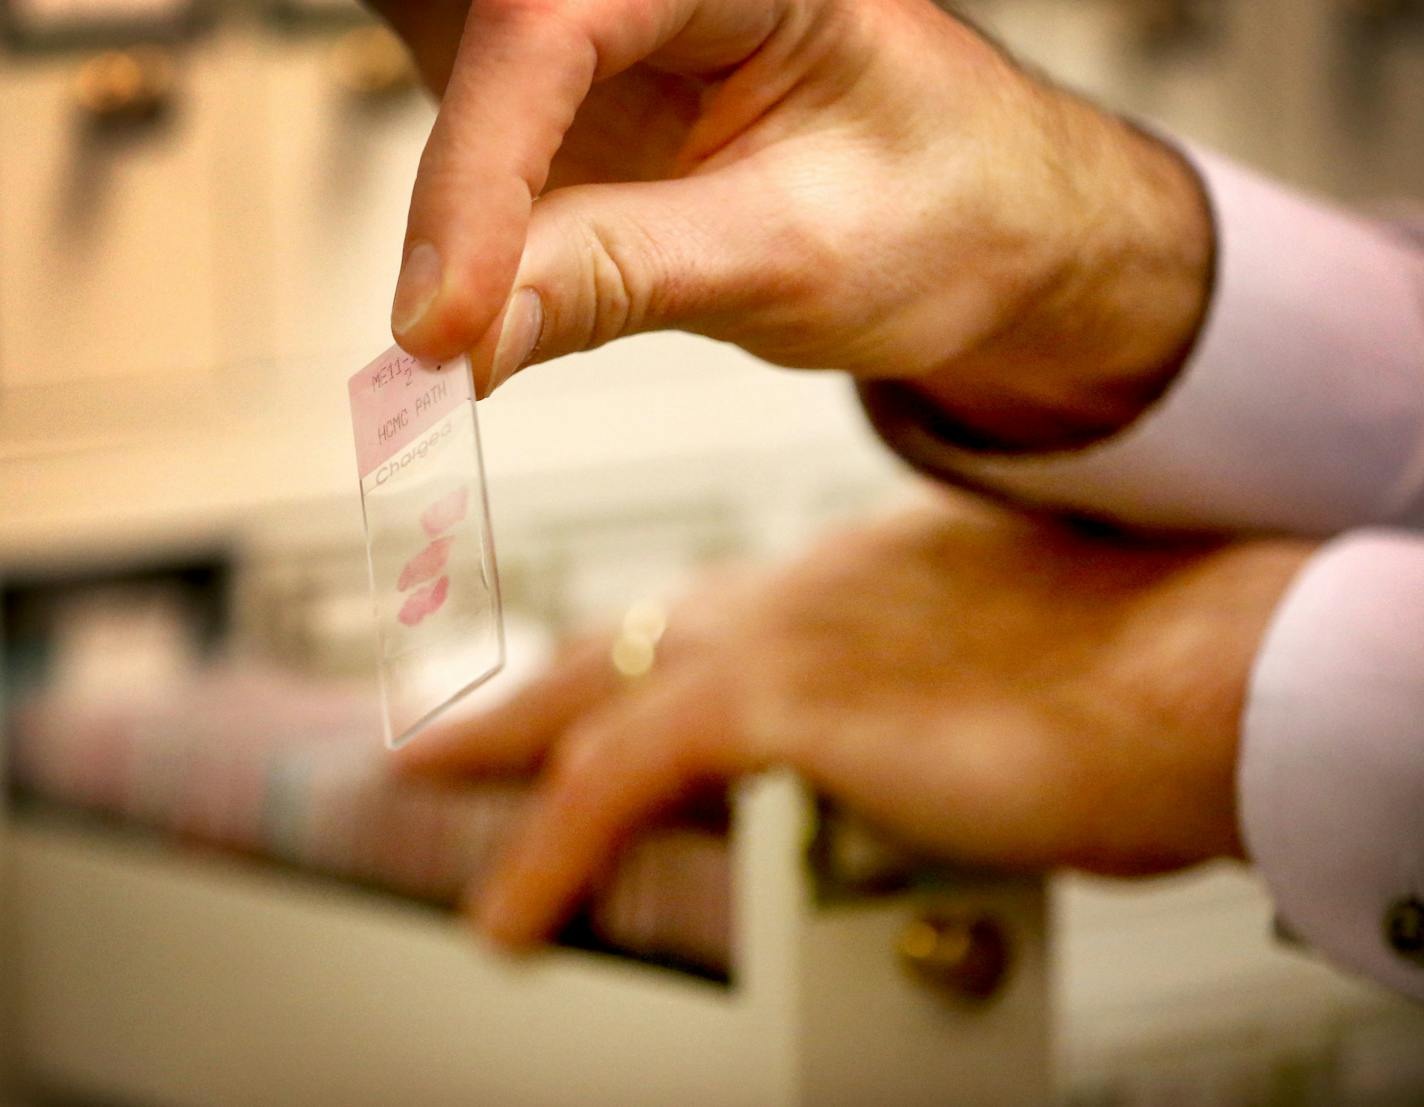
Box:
[861,146,1424,998]
[892,148,1424,535]
[1242,531,1424,1000]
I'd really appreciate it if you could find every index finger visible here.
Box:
[390,0,786,361]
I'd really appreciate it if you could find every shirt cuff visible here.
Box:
[1241,530,1424,999]
[861,146,1424,536]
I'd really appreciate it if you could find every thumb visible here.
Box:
[473,171,804,396]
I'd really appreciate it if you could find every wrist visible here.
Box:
[910,97,1215,453]
[1114,538,1315,869]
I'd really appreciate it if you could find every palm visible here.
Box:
[545,69,706,189]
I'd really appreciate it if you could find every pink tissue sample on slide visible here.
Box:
[397,537,454,591]
[397,576,450,627]
[421,487,469,537]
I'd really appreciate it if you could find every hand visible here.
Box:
[371,0,1212,447]
[396,492,1313,950]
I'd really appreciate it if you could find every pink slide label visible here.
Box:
[348,347,473,481]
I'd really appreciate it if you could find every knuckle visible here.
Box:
[539,191,679,353]
[546,723,608,793]
[574,211,656,348]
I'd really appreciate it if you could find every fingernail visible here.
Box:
[490,288,543,390]
[392,240,443,336]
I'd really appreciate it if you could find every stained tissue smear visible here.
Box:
[397,536,454,591]
[421,487,469,537]
[398,576,450,627]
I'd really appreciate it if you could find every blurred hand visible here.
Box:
[396,492,1312,950]
[370,0,1212,446]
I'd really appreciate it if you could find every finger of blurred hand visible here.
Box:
[472,668,761,948]
[393,635,621,777]
[390,0,786,362]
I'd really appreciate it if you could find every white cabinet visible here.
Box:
[8,781,1051,1107]
[262,27,434,360]
[0,42,267,451]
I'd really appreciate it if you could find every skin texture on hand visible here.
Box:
[372,0,1212,448]
[395,492,1313,950]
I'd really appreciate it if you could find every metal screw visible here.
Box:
[897,908,1010,1002]
[73,48,175,125]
